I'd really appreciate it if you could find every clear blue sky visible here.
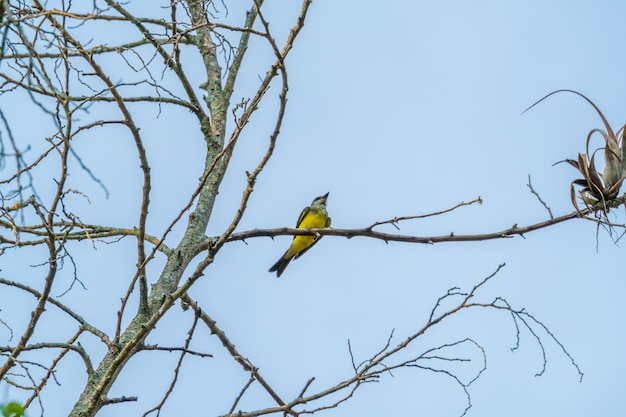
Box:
[2,1,626,416]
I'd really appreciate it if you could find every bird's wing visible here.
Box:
[295,206,311,227]
[290,206,314,259]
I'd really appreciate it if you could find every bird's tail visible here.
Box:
[269,254,292,278]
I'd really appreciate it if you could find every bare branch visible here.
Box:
[527,175,554,219]
[225,197,625,245]
[370,197,483,230]
[141,310,204,417]
[181,294,289,410]
[0,278,109,344]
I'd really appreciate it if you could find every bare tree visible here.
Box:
[0,1,621,417]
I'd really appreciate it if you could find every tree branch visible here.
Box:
[225,196,626,245]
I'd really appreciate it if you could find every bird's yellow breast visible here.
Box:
[298,207,328,229]
[284,207,328,258]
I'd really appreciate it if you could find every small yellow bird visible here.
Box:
[269,192,331,277]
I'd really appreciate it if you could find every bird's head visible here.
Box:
[311,192,329,206]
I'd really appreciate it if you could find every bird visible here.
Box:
[269,192,331,277]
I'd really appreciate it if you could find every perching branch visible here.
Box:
[226,195,626,245]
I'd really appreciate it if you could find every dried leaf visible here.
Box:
[605,175,625,200]
[587,153,605,196]
[602,146,623,188]
[559,158,580,170]
[586,128,609,155]
[570,181,581,212]
[618,125,626,169]
[581,190,598,206]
